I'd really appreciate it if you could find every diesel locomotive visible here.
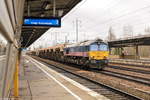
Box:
[30,39,109,70]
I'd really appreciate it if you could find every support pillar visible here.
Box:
[14,49,21,98]
[135,45,139,59]
[1,43,12,98]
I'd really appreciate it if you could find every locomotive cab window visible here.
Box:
[90,43,108,51]
[99,43,109,51]
[90,44,98,51]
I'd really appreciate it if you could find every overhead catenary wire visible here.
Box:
[63,2,150,40]
[34,0,150,47]
[84,4,150,30]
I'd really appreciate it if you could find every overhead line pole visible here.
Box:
[76,19,79,43]
[53,0,56,17]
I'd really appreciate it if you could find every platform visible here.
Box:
[18,56,109,100]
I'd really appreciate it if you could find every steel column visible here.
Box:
[13,49,21,98]
[1,43,13,98]
[135,45,139,59]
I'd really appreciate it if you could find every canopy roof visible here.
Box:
[21,0,82,48]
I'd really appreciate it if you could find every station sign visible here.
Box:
[23,17,61,27]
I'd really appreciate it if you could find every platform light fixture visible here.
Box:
[40,12,45,17]
[45,4,51,10]
[58,10,64,17]
[42,1,52,10]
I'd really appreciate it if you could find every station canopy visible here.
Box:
[108,35,150,48]
[21,0,81,48]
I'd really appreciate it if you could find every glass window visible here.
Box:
[90,43,108,51]
[85,46,89,52]
[70,47,74,52]
[0,33,8,94]
[76,46,79,52]
[79,46,82,52]
[99,44,109,51]
[66,48,69,54]
[0,34,7,78]
[90,44,98,51]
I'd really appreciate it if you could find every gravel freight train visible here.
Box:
[30,39,109,70]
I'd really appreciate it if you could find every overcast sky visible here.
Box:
[31,0,150,49]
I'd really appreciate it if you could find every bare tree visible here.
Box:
[144,26,150,34]
[39,45,43,49]
[107,26,116,41]
[123,24,134,38]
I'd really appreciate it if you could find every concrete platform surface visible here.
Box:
[18,55,109,100]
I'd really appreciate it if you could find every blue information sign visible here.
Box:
[23,17,61,27]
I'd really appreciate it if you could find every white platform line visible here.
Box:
[54,70,110,100]
[27,56,110,100]
[0,55,6,61]
[0,58,5,61]
[0,55,5,58]
[28,57,82,100]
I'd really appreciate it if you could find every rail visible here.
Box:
[31,56,150,100]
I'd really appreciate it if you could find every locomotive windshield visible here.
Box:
[90,43,108,51]
[99,44,108,51]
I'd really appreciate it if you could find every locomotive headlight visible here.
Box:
[104,56,107,59]
[91,56,94,59]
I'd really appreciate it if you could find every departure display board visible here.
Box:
[23,17,61,27]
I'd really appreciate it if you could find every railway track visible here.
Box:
[32,56,150,100]
[99,70,150,86]
[38,60,141,100]
[107,65,150,74]
[66,63,150,86]
[109,61,150,68]
[109,58,150,63]
[104,63,150,86]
